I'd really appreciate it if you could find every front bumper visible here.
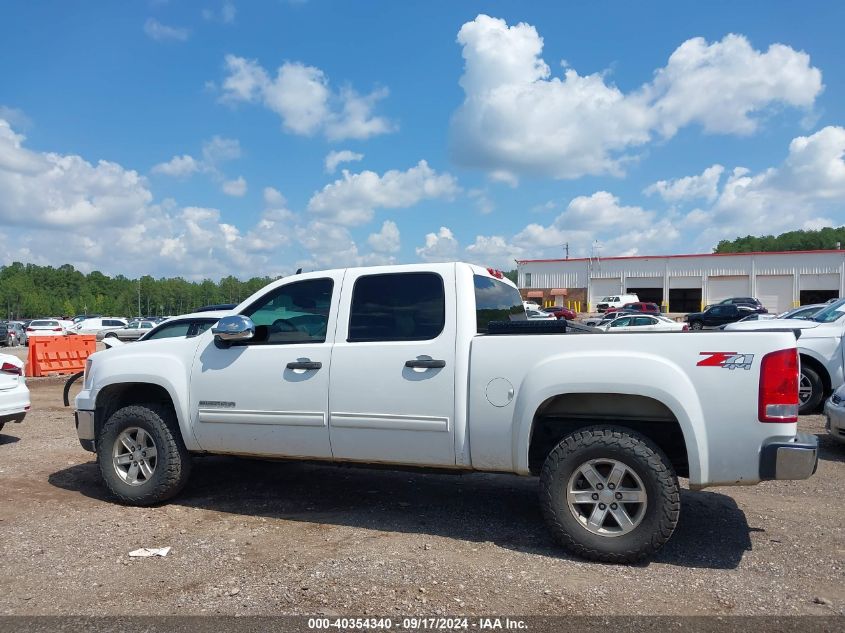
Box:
[74,410,96,452]
[759,432,818,480]
[823,395,845,444]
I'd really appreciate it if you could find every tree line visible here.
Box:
[0,262,277,320]
[714,226,845,253]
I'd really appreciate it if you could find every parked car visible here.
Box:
[823,385,845,444]
[707,297,768,313]
[595,294,639,312]
[195,304,237,313]
[0,322,7,347]
[526,309,556,321]
[26,319,71,337]
[685,304,756,330]
[722,299,845,412]
[0,353,29,433]
[139,312,227,341]
[5,322,28,347]
[601,315,688,332]
[776,303,826,320]
[74,262,817,563]
[583,310,638,327]
[99,320,157,341]
[522,300,541,311]
[72,317,128,336]
[607,302,660,315]
[541,306,577,320]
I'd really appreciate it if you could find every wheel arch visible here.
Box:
[799,352,831,397]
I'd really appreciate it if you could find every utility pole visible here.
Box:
[563,243,569,260]
[137,278,141,317]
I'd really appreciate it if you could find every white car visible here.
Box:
[72,317,128,336]
[602,315,688,332]
[526,309,556,320]
[75,262,816,563]
[523,300,541,311]
[0,354,29,433]
[723,299,845,413]
[595,294,639,312]
[26,319,72,337]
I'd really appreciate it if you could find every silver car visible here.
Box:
[98,320,157,341]
[823,385,845,444]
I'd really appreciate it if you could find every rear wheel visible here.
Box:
[689,321,703,330]
[798,365,823,414]
[97,404,191,505]
[540,426,680,563]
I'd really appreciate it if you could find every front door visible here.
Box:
[328,265,457,467]
[189,273,342,458]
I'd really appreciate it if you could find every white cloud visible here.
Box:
[263,186,286,207]
[220,55,394,140]
[468,188,494,215]
[0,106,30,129]
[0,120,152,227]
[465,235,525,270]
[144,18,190,42]
[451,15,823,181]
[201,135,242,165]
[325,149,364,173]
[556,191,653,231]
[203,2,236,24]
[367,220,400,253]
[416,226,459,262]
[644,164,724,203]
[688,125,845,245]
[307,160,459,226]
[222,176,247,197]
[151,154,201,178]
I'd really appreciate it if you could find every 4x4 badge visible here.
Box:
[697,352,755,370]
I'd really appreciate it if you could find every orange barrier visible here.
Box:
[26,335,97,377]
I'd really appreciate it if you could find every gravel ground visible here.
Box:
[0,370,843,617]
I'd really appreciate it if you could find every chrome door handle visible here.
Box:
[405,359,446,369]
[286,361,322,370]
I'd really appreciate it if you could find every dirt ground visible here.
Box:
[0,371,843,617]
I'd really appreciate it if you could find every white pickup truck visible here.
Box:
[73,262,817,563]
[724,300,845,413]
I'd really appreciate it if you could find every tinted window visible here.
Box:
[610,317,631,327]
[348,272,444,342]
[474,275,525,333]
[145,322,191,340]
[242,278,334,344]
[190,321,215,337]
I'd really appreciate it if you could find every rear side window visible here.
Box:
[474,275,526,333]
[348,272,445,342]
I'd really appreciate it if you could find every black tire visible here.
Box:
[540,426,680,563]
[689,321,703,330]
[97,403,192,505]
[799,365,824,414]
[105,332,117,338]
[0,422,5,433]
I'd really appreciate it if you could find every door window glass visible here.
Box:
[145,322,191,340]
[473,275,526,333]
[632,316,653,326]
[241,278,334,344]
[348,272,444,342]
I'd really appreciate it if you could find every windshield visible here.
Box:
[811,299,845,323]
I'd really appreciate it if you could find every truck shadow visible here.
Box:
[48,456,752,570]
[815,433,845,463]
[0,433,20,445]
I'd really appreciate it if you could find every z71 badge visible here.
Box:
[697,352,755,370]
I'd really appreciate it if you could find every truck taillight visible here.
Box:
[758,348,799,423]
[1,362,22,376]
[486,267,504,279]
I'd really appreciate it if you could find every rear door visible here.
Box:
[328,265,457,466]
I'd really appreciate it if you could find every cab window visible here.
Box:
[473,275,526,333]
[241,278,334,344]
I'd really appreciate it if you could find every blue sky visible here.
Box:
[1,1,844,278]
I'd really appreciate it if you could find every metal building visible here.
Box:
[516,250,845,313]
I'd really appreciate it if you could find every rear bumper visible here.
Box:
[759,432,818,480]
[0,383,30,423]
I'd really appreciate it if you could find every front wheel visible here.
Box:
[540,426,680,563]
[689,321,703,330]
[798,366,823,414]
[97,404,192,505]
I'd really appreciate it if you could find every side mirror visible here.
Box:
[212,315,255,342]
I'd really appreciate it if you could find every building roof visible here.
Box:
[516,249,845,264]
